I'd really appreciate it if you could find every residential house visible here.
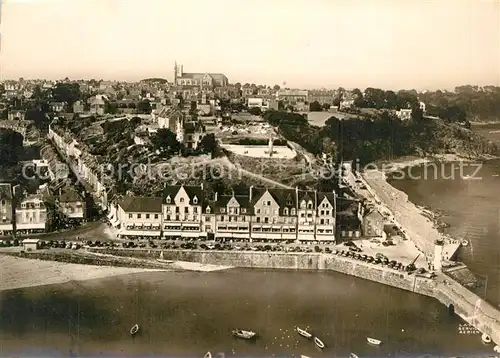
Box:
[173,63,229,88]
[7,110,26,121]
[162,185,205,239]
[57,186,85,219]
[117,196,162,239]
[214,192,252,241]
[277,89,309,107]
[339,99,355,110]
[297,189,317,241]
[40,143,69,182]
[251,187,297,242]
[89,95,109,115]
[15,193,48,234]
[362,208,386,238]
[182,121,204,150]
[156,107,184,137]
[0,184,14,235]
[308,91,335,106]
[50,102,68,113]
[419,101,426,114]
[315,192,336,242]
[73,100,85,114]
[397,109,412,121]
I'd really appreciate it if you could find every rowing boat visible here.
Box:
[130,324,139,336]
[296,327,312,339]
[367,337,381,345]
[314,336,325,349]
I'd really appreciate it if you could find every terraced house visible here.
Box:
[111,185,337,242]
[0,184,14,236]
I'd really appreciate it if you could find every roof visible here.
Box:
[59,186,84,203]
[163,185,204,206]
[157,107,184,119]
[119,196,163,213]
[23,239,40,244]
[179,72,228,82]
[317,192,336,208]
[250,187,297,215]
[0,183,12,200]
[277,89,308,97]
[214,194,252,213]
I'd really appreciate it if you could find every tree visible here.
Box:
[309,101,322,112]
[273,85,281,91]
[248,107,262,116]
[151,128,182,155]
[52,83,81,105]
[137,100,151,114]
[0,128,23,166]
[199,133,217,155]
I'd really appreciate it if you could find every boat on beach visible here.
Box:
[232,329,256,339]
[482,333,492,344]
[130,324,139,336]
[156,259,174,264]
[367,337,381,345]
[296,327,313,339]
[314,336,325,349]
[203,352,212,358]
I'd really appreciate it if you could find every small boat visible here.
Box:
[296,327,313,339]
[130,324,139,335]
[300,356,312,358]
[492,174,499,177]
[156,259,174,264]
[350,354,359,358]
[482,333,492,344]
[203,352,212,358]
[461,239,469,247]
[232,329,256,339]
[314,336,325,349]
[494,345,500,353]
[367,337,382,345]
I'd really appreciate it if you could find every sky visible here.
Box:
[0,0,499,90]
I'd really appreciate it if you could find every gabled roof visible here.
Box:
[119,196,163,213]
[214,194,251,212]
[163,185,204,206]
[250,187,296,215]
[317,192,336,209]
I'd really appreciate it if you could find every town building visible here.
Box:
[276,89,309,108]
[50,102,68,113]
[15,193,48,234]
[397,109,412,121]
[7,110,26,121]
[57,186,85,219]
[215,192,252,241]
[117,196,162,239]
[89,95,109,115]
[173,63,229,88]
[73,100,85,114]
[0,183,14,236]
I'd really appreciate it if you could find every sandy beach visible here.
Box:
[0,255,168,292]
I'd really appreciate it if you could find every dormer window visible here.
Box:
[241,208,246,214]
[284,208,289,215]
[180,198,185,203]
[221,208,225,213]
[21,203,26,208]
[291,208,296,216]
[307,201,313,209]
[166,196,171,204]
[206,207,211,214]
[193,196,198,204]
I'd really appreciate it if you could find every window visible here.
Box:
[256,217,261,223]
[291,208,296,215]
[180,198,185,203]
[264,209,269,215]
[1,200,5,205]
[175,215,179,221]
[194,207,198,213]
[241,208,246,213]
[184,207,189,213]
[320,219,324,225]
[176,207,180,213]
[267,201,271,206]
[264,217,269,223]
[284,208,288,215]
[221,208,225,213]
[194,215,198,221]
[205,216,210,222]
[256,209,261,214]
[326,210,330,216]
[300,201,306,209]
[21,203,26,208]
[129,214,132,219]
[219,215,224,221]
[321,210,324,215]
[166,215,171,220]
[166,196,171,204]
[193,197,198,204]
[206,207,211,214]
[154,214,159,219]
[146,214,150,219]
[307,202,313,209]
[137,214,141,219]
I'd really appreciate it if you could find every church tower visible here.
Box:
[174,61,183,86]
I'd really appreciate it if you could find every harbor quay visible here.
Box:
[87,247,500,345]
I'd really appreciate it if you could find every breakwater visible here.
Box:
[88,247,500,345]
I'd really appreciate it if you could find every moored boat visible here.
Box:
[461,239,469,247]
[350,353,359,358]
[296,327,312,339]
[367,337,381,345]
[314,336,325,349]
[156,258,174,264]
[130,324,139,335]
[232,329,256,339]
[482,333,492,344]
[203,352,212,358]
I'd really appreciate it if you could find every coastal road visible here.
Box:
[16,222,115,242]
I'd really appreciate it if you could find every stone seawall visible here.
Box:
[90,248,436,296]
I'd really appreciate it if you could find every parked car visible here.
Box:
[349,246,362,252]
[344,241,356,247]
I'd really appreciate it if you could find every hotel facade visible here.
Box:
[109,185,337,243]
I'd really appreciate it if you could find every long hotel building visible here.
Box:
[109,185,336,243]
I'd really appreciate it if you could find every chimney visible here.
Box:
[249,186,253,201]
[59,188,62,196]
[214,192,218,201]
[200,183,204,191]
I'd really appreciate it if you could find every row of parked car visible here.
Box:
[333,248,428,275]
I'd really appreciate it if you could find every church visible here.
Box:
[173,62,229,88]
